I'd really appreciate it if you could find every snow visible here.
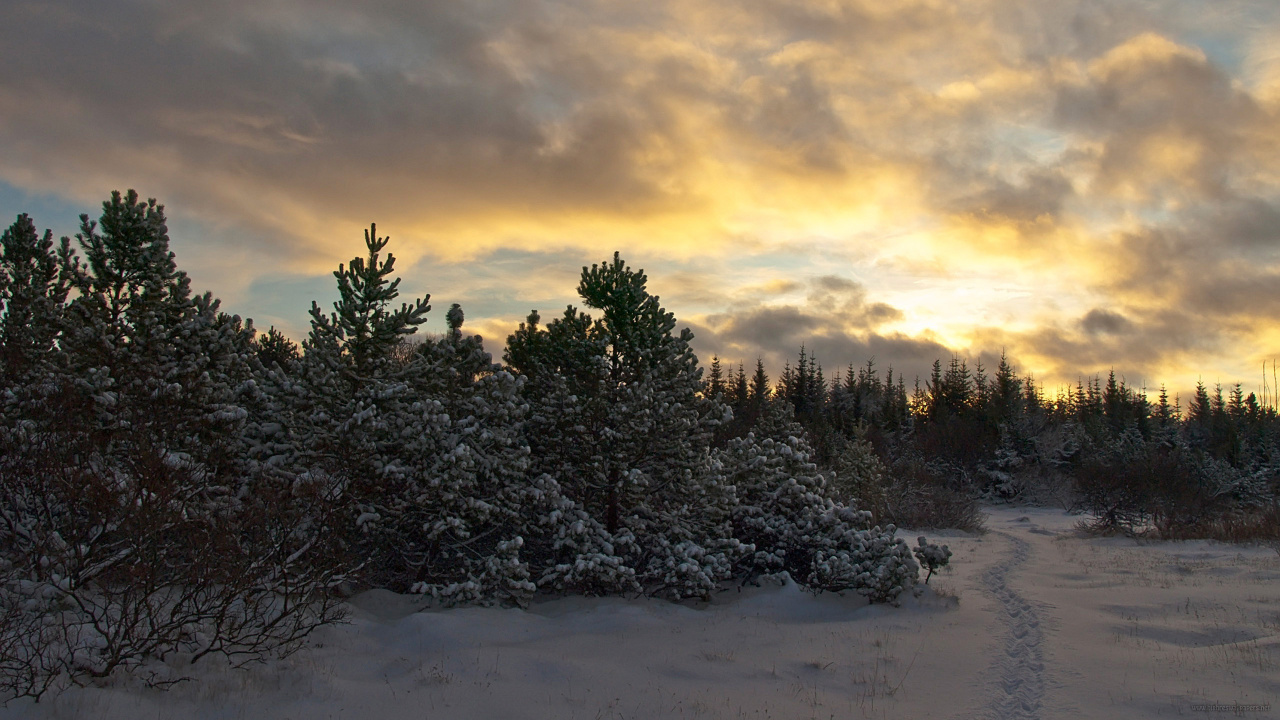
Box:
[6,505,1278,719]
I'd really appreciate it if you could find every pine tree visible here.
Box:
[505,253,736,598]
[256,325,300,370]
[719,400,920,603]
[253,226,582,604]
[0,215,73,383]
[707,355,726,399]
[318,223,431,376]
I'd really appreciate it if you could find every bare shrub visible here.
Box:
[0,383,346,702]
[876,457,986,533]
[1156,504,1280,545]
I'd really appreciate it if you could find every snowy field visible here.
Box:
[4,505,1278,720]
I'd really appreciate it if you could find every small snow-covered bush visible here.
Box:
[913,536,952,583]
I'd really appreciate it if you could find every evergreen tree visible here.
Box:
[506,253,736,598]
[1103,370,1124,433]
[0,215,73,383]
[1186,380,1213,448]
[942,356,973,417]
[1155,384,1173,427]
[720,400,920,603]
[992,350,1022,424]
[926,359,944,420]
[749,358,771,414]
[707,355,726,399]
[318,223,431,376]
[256,325,300,370]
[973,358,989,415]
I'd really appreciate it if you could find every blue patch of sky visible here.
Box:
[397,246,591,334]
[990,124,1070,169]
[241,272,344,339]
[1164,0,1280,77]
[1185,33,1247,75]
[0,181,93,241]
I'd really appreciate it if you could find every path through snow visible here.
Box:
[977,529,1047,720]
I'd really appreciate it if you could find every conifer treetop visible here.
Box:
[578,252,679,370]
[0,213,73,376]
[317,223,431,372]
[74,190,191,318]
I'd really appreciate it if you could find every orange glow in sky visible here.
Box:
[2,0,1278,399]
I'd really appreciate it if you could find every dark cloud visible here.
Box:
[953,169,1075,225]
[709,306,822,349]
[688,271,933,381]
[813,275,860,293]
[969,302,1235,395]
[686,306,949,385]
[1080,308,1130,335]
[0,0,709,253]
[1198,197,1280,252]
[1101,193,1280,321]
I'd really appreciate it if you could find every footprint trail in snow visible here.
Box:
[976,530,1046,720]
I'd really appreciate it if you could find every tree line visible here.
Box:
[710,344,1280,539]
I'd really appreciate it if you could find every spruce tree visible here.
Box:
[749,359,770,411]
[993,350,1022,425]
[707,355,726,399]
[733,362,749,413]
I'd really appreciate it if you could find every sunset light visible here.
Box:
[2,0,1277,398]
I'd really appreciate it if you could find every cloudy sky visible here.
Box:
[3,0,1278,398]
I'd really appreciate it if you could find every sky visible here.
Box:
[2,0,1279,400]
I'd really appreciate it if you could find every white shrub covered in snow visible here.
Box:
[720,402,922,603]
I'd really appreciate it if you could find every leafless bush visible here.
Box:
[874,457,985,533]
[0,394,347,702]
[1155,504,1280,545]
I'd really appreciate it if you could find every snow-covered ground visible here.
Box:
[5,505,1279,719]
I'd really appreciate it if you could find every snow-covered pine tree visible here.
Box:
[505,253,738,599]
[395,305,543,604]
[249,223,431,588]
[252,227,596,605]
[502,309,639,597]
[0,215,73,384]
[718,400,920,603]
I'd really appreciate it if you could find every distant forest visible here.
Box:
[711,344,1280,538]
[1,192,1276,699]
